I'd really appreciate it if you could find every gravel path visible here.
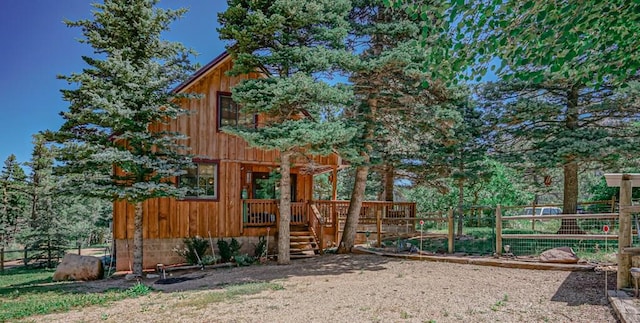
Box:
[28,254,617,323]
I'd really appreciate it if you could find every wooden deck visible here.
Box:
[242,200,418,248]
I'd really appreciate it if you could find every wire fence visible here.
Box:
[1,244,113,272]
[406,200,625,262]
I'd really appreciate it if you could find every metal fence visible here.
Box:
[411,200,622,261]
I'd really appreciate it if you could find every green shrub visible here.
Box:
[218,238,243,262]
[200,255,219,265]
[233,254,254,266]
[217,239,232,262]
[254,236,267,257]
[174,236,209,265]
[230,238,242,255]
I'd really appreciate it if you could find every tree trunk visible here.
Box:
[382,164,394,201]
[338,164,369,253]
[557,85,585,234]
[277,151,292,265]
[133,201,144,276]
[557,160,585,234]
[457,180,464,237]
[338,94,376,253]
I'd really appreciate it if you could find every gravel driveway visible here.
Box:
[29,254,618,322]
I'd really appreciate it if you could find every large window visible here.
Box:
[180,162,218,199]
[218,92,255,129]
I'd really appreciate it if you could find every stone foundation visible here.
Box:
[115,236,275,272]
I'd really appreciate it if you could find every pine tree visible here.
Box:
[338,0,453,252]
[218,0,356,264]
[21,136,68,268]
[0,154,28,271]
[414,91,491,236]
[481,80,640,233]
[45,0,197,276]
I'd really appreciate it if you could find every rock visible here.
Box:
[53,253,104,281]
[125,274,139,281]
[539,247,579,264]
[146,274,160,279]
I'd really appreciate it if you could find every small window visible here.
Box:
[180,163,218,199]
[218,92,255,130]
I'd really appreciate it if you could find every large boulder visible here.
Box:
[53,253,104,281]
[539,247,579,264]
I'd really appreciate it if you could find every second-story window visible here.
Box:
[218,92,254,130]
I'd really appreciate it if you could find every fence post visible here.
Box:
[531,200,536,231]
[376,210,382,248]
[23,248,28,266]
[496,204,503,256]
[1,246,4,273]
[447,209,454,253]
[618,175,632,289]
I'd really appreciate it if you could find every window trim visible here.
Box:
[179,158,220,201]
[217,91,256,131]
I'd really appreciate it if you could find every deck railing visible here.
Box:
[243,200,308,226]
[312,200,416,222]
[243,199,417,229]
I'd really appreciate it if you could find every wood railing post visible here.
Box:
[610,195,616,229]
[618,175,632,289]
[447,209,454,253]
[334,204,339,246]
[376,210,382,248]
[496,205,503,256]
[319,224,325,254]
[1,246,4,273]
[531,200,536,231]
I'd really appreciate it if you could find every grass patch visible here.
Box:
[0,267,150,321]
[175,282,284,309]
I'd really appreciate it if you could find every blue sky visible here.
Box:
[0,1,228,165]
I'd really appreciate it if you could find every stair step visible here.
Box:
[290,241,316,246]
[290,253,317,259]
[289,237,315,242]
[290,231,312,236]
[290,247,319,253]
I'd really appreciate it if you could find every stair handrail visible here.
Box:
[309,203,325,254]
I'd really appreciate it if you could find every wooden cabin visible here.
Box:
[112,52,415,270]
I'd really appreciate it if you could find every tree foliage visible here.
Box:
[219,0,356,264]
[0,154,28,255]
[336,0,456,251]
[21,136,67,268]
[46,0,198,275]
[451,0,640,87]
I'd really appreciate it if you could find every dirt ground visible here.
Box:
[26,254,618,323]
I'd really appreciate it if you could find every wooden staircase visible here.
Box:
[290,225,320,259]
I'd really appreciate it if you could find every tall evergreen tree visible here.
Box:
[338,0,453,252]
[45,0,197,276]
[21,136,68,267]
[415,91,491,236]
[481,80,640,233]
[0,154,28,271]
[219,0,356,264]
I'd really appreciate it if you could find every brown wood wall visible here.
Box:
[113,55,337,240]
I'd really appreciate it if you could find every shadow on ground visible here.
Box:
[551,271,614,306]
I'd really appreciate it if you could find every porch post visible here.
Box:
[331,166,338,201]
[618,175,632,289]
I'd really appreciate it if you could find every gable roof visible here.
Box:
[172,51,231,94]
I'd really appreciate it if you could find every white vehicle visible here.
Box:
[523,207,562,216]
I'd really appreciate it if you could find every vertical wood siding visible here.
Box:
[113,55,341,240]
